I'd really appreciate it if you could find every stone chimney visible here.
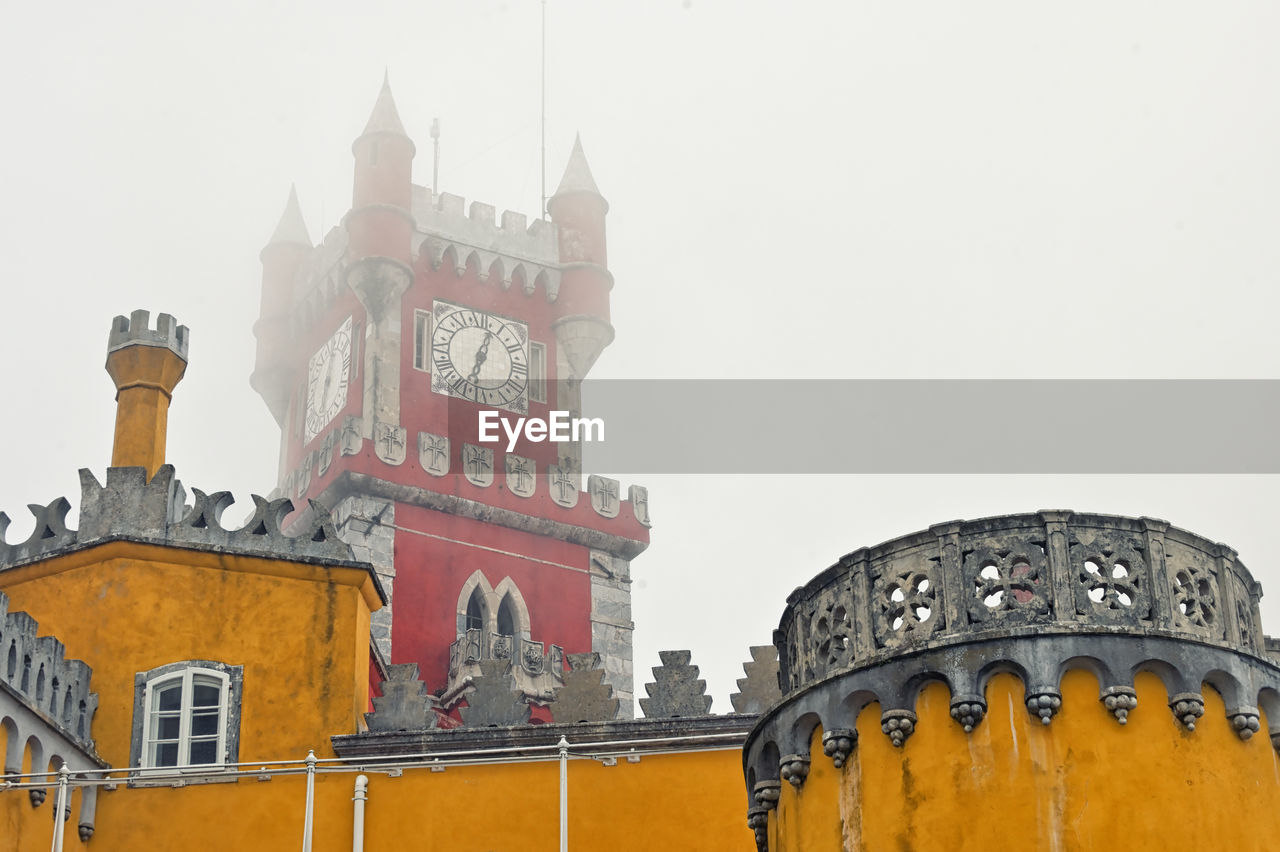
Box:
[105,310,189,478]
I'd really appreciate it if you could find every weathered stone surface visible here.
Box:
[639,650,713,718]
[0,465,365,572]
[550,653,619,723]
[590,551,633,719]
[459,659,531,727]
[365,663,436,732]
[730,646,782,714]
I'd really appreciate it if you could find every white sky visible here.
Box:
[0,1,1277,711]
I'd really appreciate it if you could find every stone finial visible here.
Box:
[638,650,713,718]
[365,664,436,732]
[730,646,783,714]
[550,653,619,723]
[458,659,531,727]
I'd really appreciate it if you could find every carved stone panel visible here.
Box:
[340,415,363,456]
[962,535,1052,626]
[588,475,620,518]
[1069,533,1151,624]
[317,430,335,477]
[629,484,651,527]
[506,454,536,497]
[373,422,407,466]
[417,432,450,477]
[808,584,856,680]
[1163,540,1223,639]
[462,444,494,487]
[869,548,944,649]
[548,465,578,508]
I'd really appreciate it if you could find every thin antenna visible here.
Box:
[431,117,441,194]
[540,0,547,220]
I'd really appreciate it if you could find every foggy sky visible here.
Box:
[0,1,1277,711]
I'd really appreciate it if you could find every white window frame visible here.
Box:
[131,660,242,777]
[413,309,431,373]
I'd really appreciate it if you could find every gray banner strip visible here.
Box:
[565,380,1280,473]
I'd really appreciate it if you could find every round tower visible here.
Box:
[251,186,311,426]
[744,511,1280,851]
[547,135,614,380]
[347,73,415,264]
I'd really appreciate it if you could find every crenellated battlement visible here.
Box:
[0,465,359,572]
[107,309,189,361]
[412,186,563,301]
[0,590,99,753]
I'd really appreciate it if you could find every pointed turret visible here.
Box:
[348,74,416,261]
[266,184,311,248]
[253,187,313,426]
[358,72,411,141]
[554,134,602,198]
[548,135,614,379]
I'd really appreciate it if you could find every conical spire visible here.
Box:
[267,185,311,247]
[554,134,601,196]
[361,72,409,138]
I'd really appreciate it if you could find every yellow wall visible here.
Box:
[5,744,753,852]
[0,540,376,770]
[774,670,1280,851]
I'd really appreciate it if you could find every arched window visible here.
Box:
[130,661,243,773]
[497,595,517,637]
[466,588,486,633]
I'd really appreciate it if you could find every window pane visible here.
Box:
[154,742,179,767]
[156,683,183,711]
[191,710,219,736]
[192,681,221,708]
[155,714,181,740]
[188,739,218,765]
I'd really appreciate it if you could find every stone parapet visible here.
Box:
[746,510,1280,833]
[334,712,754,761]
[775,510,1265,694]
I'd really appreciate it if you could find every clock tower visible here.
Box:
[250,78,649,718]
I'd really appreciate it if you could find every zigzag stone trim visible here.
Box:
[0,465,362,572]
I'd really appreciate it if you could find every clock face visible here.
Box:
[430,301,529,412]
[304,316,352,443]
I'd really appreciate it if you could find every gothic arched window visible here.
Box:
[497,595,517,637]
[466,588,486,633]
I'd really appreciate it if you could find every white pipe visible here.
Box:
[50,764,69,852]
[352,774,369,852]
[302,750,317,852]
[558,736,569,852]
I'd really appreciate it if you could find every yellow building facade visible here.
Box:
[0,312,757,851]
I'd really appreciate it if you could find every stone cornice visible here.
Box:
[333,713,754,760]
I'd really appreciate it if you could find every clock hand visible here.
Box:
[467,333,492,385]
